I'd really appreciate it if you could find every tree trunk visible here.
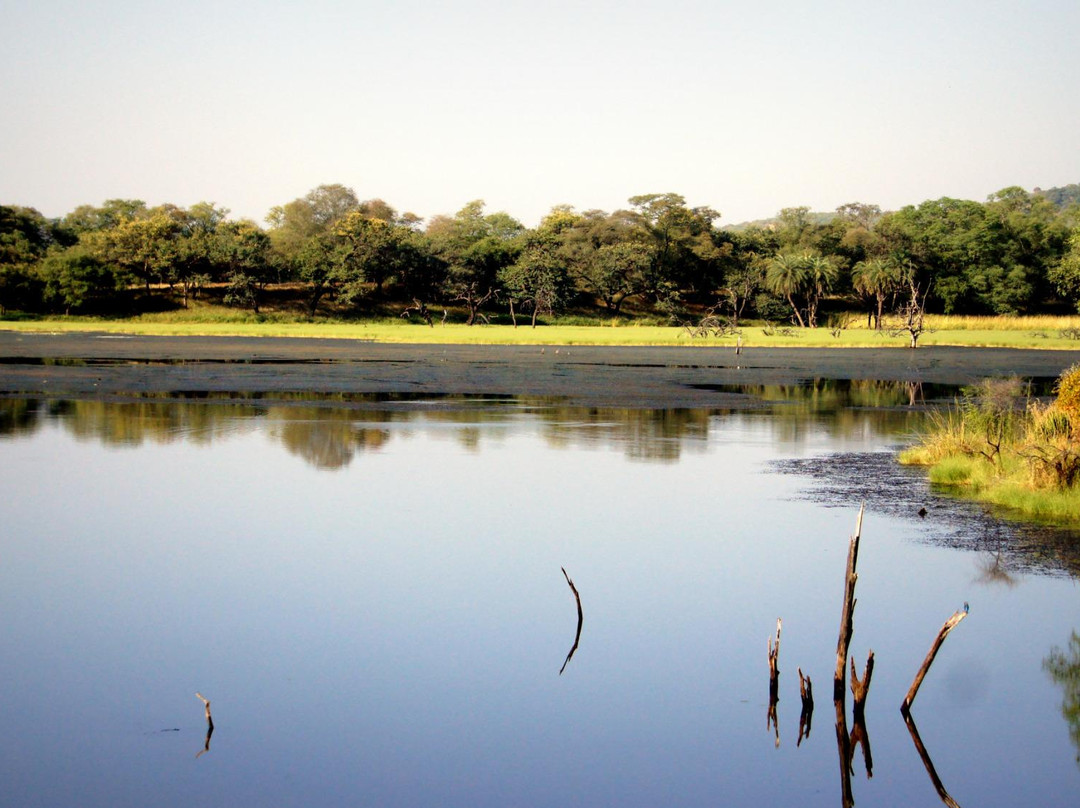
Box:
[787,295,806,328]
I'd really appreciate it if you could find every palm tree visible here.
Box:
[852,257,903,330]
[803,255,838,328]
[765,252,809,327]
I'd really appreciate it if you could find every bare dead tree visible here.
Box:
[400,298,434,327]
[888,278,933,349]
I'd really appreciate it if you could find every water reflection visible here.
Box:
[2,382,1078,808]
[903,711,962,808]
[1045,633,1080,767]
[0,380,936,469]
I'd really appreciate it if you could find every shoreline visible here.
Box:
[2,331,1079,409]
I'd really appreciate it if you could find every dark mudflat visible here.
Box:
[1,331,1078,408]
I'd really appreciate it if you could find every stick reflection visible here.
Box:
[903,710,961,808]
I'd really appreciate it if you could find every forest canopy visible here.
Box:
[3,183,1080,325]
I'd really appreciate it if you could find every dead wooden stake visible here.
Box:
[834,505,866,702]
[850,650,875,720]
[901,609,968,713]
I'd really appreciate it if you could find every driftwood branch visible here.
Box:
[901,609,969,713]
[559,567,583,675]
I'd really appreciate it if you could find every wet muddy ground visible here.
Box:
[2,331,1079,409]
[772,449,1080,577]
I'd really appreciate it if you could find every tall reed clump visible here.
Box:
[900,366,1080,523]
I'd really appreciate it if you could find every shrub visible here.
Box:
[1055,363,1080,418]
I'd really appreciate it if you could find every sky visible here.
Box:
[2,0,1079,228]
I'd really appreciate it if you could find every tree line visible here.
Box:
[3,183,1080,325]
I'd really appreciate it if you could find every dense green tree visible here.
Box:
[38,245,122,313]
[1050,228,1080,312]
[426,201,523,324]
[84,212,180,293]
[164,202,231,305]
[266,183,360,261]
[499,221,573,327]
[62,199,147,234]
[218,221,274,313]
[716,227,778,325]
[1,205,72,263]
[333,211,416,298]
[626,192,723,300]
[584,242,654,315]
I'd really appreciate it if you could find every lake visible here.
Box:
[1,382,1078,807]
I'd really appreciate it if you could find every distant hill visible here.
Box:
[1034,183,1080,209]
[723,211,835,232]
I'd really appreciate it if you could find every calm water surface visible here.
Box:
[1,385,1078,807]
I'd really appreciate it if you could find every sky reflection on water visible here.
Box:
[1,389,1078,807]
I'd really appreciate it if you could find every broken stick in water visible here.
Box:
[797,668,814,746]
[764,618,782,747]
[850,650,875,720]
[768,618,782,700]
[195,692,214,759]
[901,609,968,713]
[559,567,584,675]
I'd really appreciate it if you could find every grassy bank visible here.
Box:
[5,311,1080,348]
[900,370,1080,525]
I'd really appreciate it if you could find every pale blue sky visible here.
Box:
[2,0,1078,226]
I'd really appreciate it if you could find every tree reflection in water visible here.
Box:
[1044,632,1080,767]
[0,379,939,467]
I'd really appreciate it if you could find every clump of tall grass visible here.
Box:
[923,314,1080,331]
[902,365,1080,523]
